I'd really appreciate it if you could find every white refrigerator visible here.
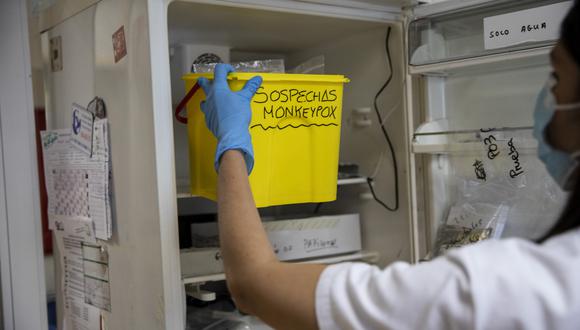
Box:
[36,0,569,328]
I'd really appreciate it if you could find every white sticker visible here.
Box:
[52,216,96,244]
[71,103,94,157]
[483,1,572,50]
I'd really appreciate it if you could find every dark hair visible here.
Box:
[560,0,580,67]
[539,0,580,242]
[539,173,580,242]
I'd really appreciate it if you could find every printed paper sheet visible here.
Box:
[41,119,112,239]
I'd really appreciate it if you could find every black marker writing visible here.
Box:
[483,134,500,160]
[489,29,509,39]
[272,244,293,255]
[251,122,338,131]
[521,22,547,33]
[252,86,341,131]
[304,238,337,253]
[473,159,487,181]
[480,128,496,133]
[263,105,337,120]
[254,88,337,104]
[507,138,524,178]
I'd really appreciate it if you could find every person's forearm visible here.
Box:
[207,65,322,329]
[217,150,277,278]
[217,150,324,330]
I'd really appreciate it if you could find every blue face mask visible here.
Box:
[533,77,580,190]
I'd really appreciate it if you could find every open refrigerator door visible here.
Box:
[405,0,572,261]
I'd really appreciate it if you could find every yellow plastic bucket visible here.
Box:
[182,72,349,207]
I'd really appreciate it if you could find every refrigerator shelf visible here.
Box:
[408,0,566,67]
[177,178,369,199]
[182,250,380,285]
[409,46,550,76]
[412,126,538,154]
[412,141,538,154]
[177,186,199,199]
[337,177,369,185]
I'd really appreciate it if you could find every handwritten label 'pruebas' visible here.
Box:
[483,1,572,50]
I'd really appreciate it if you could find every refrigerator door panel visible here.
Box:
[34,0,101,32]
[42,1,185,329]
[405,0,569,258]
[443,64,549,130]
[408,0,571,66]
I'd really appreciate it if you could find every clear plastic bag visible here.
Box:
[191,59,285,73]
[434,202,509,256]
[433,128,566,256]
[472,128,565,239]
[288,55,325,74]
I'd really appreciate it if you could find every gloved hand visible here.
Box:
[197,64,263,174]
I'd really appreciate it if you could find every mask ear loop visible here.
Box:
[555,102,580,111]
[561,150,580,190]
[545,76,580,111]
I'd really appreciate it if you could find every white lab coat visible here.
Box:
[315,228,580,330]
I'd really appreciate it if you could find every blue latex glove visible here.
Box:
[197,64,263,174]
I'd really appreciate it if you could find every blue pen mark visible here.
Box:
[72,110,82,135]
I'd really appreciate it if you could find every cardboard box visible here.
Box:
[181,214,361,277]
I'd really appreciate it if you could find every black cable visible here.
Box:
[313,202,323,214]
[370,26,399,212]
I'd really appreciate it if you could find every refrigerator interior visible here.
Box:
[166,2,412,325]
[166,1,413,319]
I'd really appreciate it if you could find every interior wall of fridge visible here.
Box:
[167,1,413,266]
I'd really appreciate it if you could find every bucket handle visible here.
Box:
[174,82,201,124]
